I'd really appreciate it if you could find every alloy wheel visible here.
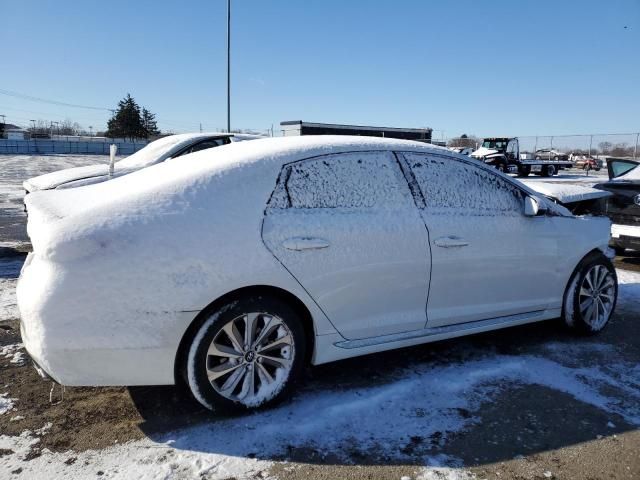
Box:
[579,265,615,330]
[204,312,295,406]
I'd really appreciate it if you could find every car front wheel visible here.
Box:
[185,295,306,411]
[563,252,617,334]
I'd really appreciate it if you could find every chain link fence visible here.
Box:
[516,133,639,159]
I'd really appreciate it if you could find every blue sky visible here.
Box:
[1,0,638,138]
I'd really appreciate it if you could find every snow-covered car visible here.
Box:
[22,132,262,193]
[18,136,618,412]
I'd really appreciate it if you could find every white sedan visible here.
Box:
[22,132,261,192]
[18,136,617,411]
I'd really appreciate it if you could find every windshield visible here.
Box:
[116,135,191,169]
[481,140,508,150]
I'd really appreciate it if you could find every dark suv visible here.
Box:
[592,158,640,254]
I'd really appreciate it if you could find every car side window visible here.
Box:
[403,152,524,215]
[267,151,411,210]
[189,139,226,154]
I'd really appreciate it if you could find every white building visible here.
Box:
[6,128,26,140]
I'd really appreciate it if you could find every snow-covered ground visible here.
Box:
[0,155,112,245]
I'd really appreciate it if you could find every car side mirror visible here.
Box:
[524,196,541,216]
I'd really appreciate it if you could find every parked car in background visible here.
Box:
[18,136,617,412]
[592,158,640,254]
[573,156,602,171]
[22,132,262,193]
[535,149,570,161]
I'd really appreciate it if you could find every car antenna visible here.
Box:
[109,144,117,178]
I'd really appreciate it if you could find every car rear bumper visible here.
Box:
[610,224,640,250]
[17,254,195,386]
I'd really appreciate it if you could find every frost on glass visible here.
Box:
[404,153,524,215]
[284,152,409,209]
[267,169,290,209]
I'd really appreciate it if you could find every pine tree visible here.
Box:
[106,94,146,139]
[141,108,160,138]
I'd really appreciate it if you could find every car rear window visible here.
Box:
[268,151,410,209]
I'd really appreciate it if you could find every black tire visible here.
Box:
[185,295,307,412]
[495,162,508,173]
[562,252,617,335]
[517,165,531,177]
[613,246,626,256]
[542,165,556,177]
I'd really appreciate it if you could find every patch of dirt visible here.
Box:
[0,319,144,452]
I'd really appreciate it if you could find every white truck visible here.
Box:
[471,137,573,177]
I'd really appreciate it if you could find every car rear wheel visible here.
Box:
[185,295,306,411]
[562,252,617,334]
[517,165,531,177]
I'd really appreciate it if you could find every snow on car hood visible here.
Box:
[471,147,498,158]
[520,181,612,204]
[23,164,110,192]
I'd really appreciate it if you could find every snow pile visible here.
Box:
[0,392,16,415]
[1,343,26,366]
[417,469,477,480]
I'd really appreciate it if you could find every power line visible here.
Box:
[0,88,113,112]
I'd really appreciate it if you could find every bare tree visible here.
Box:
[58,118,83,135]
[448,134,480,149]
[598,141,613,155]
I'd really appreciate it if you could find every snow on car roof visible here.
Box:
[24,136,450,242]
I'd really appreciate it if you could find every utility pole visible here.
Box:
[30,119,36,131]
[227,0,231,132]
[89,126,93,137]
[200,122,202,133]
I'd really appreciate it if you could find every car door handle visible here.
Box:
[434,236,469,248]
[282,237,330,251]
